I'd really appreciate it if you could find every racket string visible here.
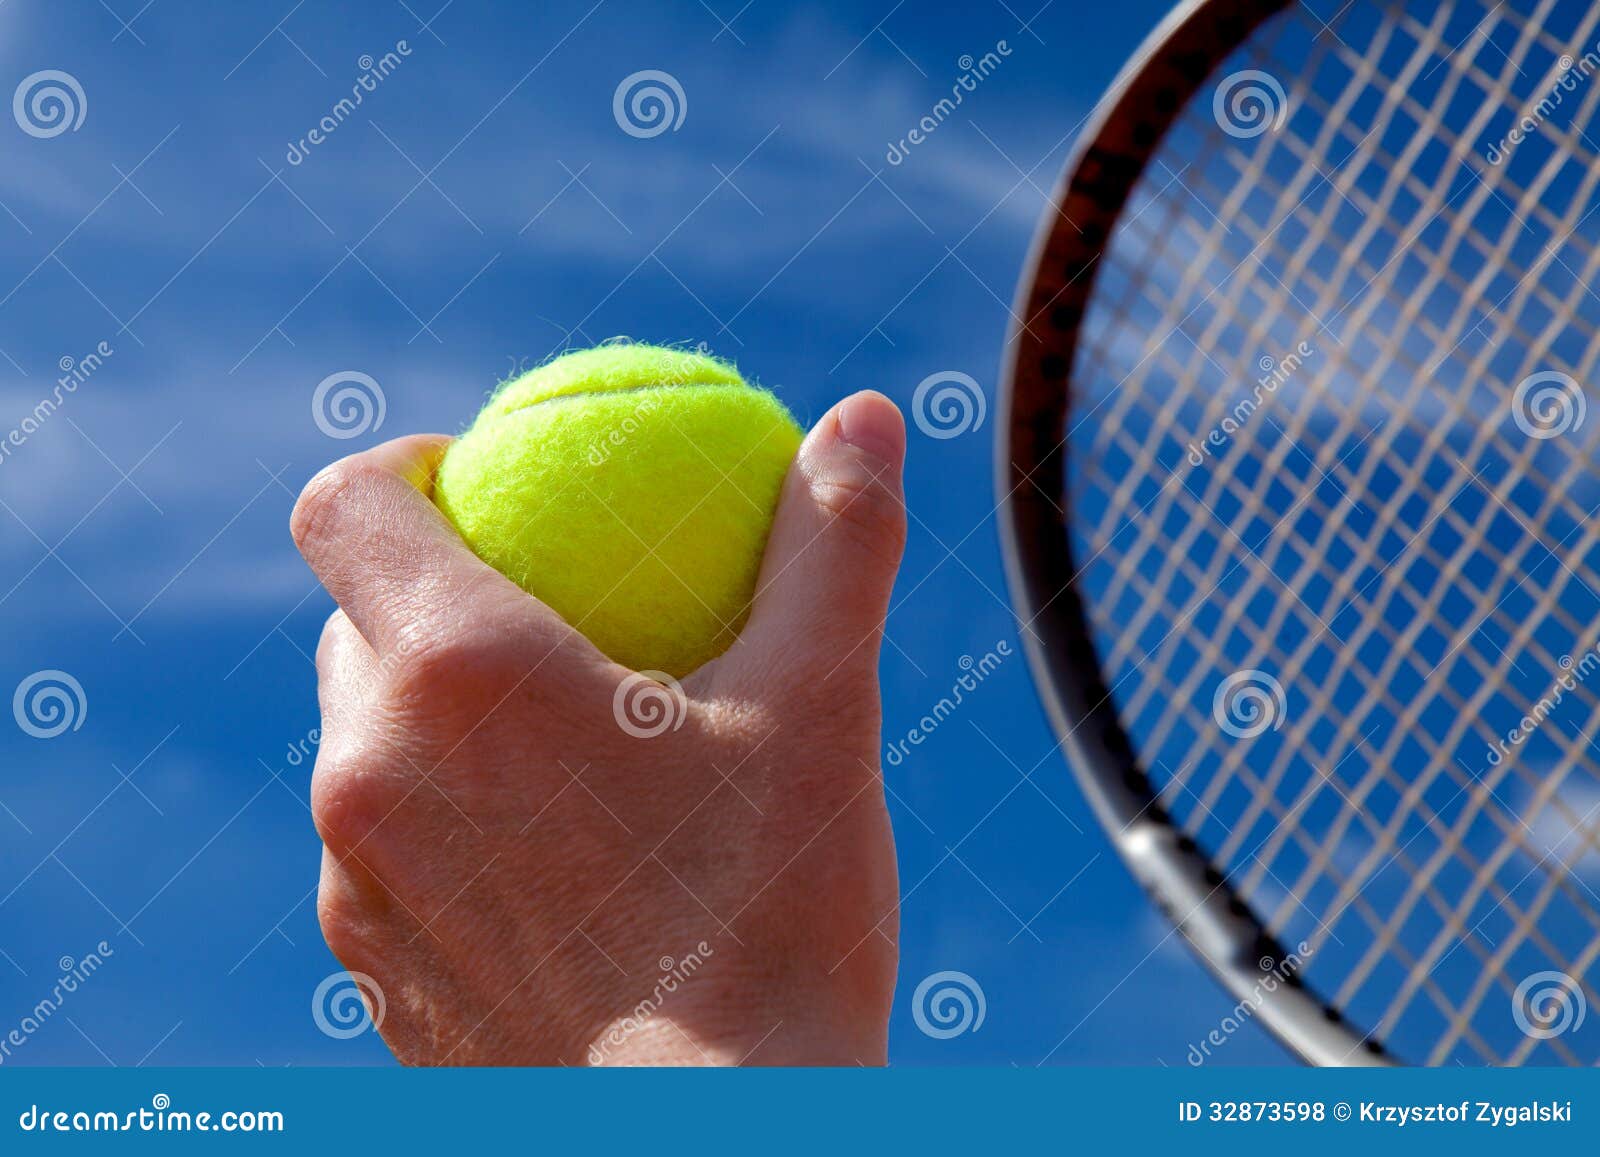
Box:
[1079,0,1496,665]
[1077,466,1600,1060]
[1088,0,1600,857]
[1077,440,1600,988]
[1067,0,1600,1062]
[1078,316,1600,856]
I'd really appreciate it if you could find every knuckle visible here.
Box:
[290,462,352,555]
[315,878,376,969]
[290,459,380,556]
[380,622,552,714]
[809,474,907,570]
[310,748,401,856]
[382,632,487,702]
[316,610,356,671]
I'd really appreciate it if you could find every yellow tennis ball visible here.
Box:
[434,343,803,678]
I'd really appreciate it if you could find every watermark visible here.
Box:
[312,970,385,1040]
[885,41,1013,165]
[583,341,714,466]
[1212,669,1285,739]
[312,370,386,439]
[284,726,321,769]
[0,941,114,1066]
[1487,646,1600,767]
[17,1095,283,1134]
[911,370,986,440]
[612,671,688,739]
[1512,970,1586,1040]
[1187,341,1314,467]
[1213,69,1289,139]
[1511,370,1584,440]
[613,70,686,138]
[1486,47,1599,164]
[586,393,665,466]
[911,970,986,1039]
[0,340,113,468]
[885,641,1011,767]
[586,941,714,1063]
[1185,941,1313,1064]
[13,670,86,740]
[13,70,86,138]
[285,42,412,165]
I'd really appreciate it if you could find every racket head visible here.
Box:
[1000,0,1600,1065]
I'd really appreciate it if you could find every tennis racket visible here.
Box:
[1000,0,1600,1065]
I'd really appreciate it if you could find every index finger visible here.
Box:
[289,434,579,662]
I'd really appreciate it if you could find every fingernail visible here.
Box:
[834,391,905,465]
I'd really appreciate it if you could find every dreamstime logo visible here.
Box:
[613,70,686,139]
[312,371,386,439]
[885,40,1013,164]
[13,70,87,138]
[16,1094,283,1134]
[612,671,687,739]
[1486,48,1596,164]
[284,725,321,769]
[1213,69,1288,139]
[1487,647,1600,767]
[584,340,713,465]
[13,670,86,739]
[0,940,114,1066]
[0,340,113,470]
[885,641,1012,767]
[1512,371,1585,439]
[1187,341,1315,467]
[285,41,412,165]
[311,970,385,1040]
[587,940,715,1064]
[911,371,986,439]
[1212,669,1285,739]
[1512,970,1586,1040]
[1186,942,1313,1064]
[912,970,986,1039]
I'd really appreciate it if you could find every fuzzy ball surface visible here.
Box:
[434,343,803,678]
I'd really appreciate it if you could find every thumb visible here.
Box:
[734,390,907,683]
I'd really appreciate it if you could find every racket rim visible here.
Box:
[994,0,1396,1067]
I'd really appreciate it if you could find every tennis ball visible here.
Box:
[434,343,803,679]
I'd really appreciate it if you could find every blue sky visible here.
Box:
[0,0,1293,1066]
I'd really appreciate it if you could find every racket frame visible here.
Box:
[996,0,1392,1067]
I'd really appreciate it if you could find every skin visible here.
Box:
[290,390,908,1065]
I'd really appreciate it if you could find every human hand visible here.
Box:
[290,391,907,1065]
